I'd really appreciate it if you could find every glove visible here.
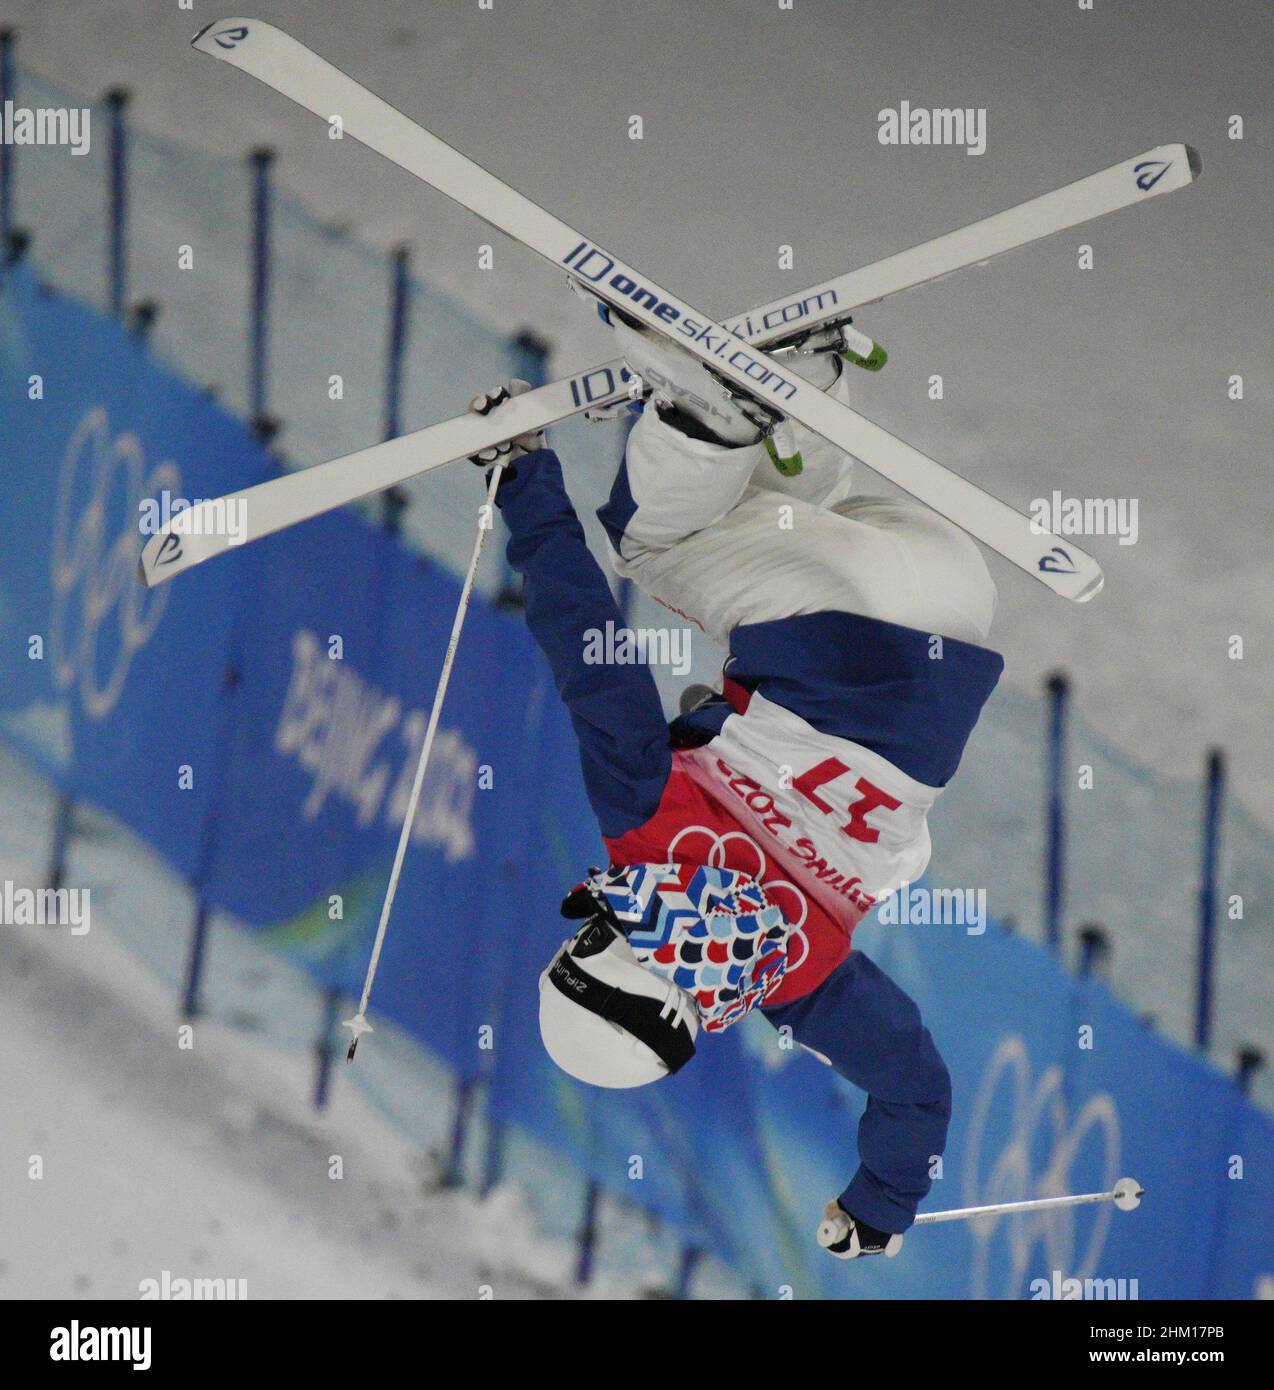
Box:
[468,379,545,484]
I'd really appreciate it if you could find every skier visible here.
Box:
[469,311,1003,1259]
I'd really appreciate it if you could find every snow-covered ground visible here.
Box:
[2,919,550,1301]
[0,745,738,1299]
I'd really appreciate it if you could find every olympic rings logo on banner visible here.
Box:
[50,408,177,721]
[961,1034,1121,1300]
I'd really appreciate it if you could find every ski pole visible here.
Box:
[818,1177,1143,1249]
[913,1176,1144,1225]
[343,463,505,1061]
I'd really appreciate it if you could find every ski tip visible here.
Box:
[1073,570,1105,604]
[1185,144,1203,180]
[1035,541,1104,603]
[191,18,255,54]
[137,537,164,590]
[137,543,157,590]
[138,530,192,589]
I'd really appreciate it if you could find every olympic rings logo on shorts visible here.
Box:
[665,823,810,974]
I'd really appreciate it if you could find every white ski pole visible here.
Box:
[343,464,505,1060]
[818,1178,1143,1250]
[913,1176,1144,1225]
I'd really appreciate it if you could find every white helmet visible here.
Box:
[538,863,791,1089]
[539,917,699,1089]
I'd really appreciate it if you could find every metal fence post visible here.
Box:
[248,146,275,434]
[493,329,551,608]
[46,790,76,892]
[673,1244,703,1300]
[381,242,411,533]
[312,985,343,1110]
[129,300,159,344]
[181,900,212,1019]
[104,87,130,319]
[1233,1050,1261,1095]
[383,243,410,441]
[1077,923,1109,980]
[510,328,550,387]
[442,1074,477,1188]
[1194,748,1224,1051]
[1043,672,1069,952]
[1235,1047,1264,1096]
[479,1113,504,1200]
[575,1179,600,1284]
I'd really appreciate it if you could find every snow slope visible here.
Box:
[0,748,715,1300]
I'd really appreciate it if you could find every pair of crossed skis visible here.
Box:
[140,18,1201,602]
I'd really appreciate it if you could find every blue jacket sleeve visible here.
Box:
[761,952,952,1234]
[495,448,671,839]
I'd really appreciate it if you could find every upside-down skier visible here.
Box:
[469,308,1004,1260]
[149,18,1197,1268]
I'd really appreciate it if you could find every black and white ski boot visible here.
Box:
[818,1200,905,1259]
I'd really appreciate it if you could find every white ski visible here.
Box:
[139,265,894,587]
[163,18,1200,600]
[730,146,1200,334]
[141,362,632,584]
[140,119,1196,589]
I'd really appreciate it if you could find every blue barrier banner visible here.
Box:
[851,918,1274,1300]
[0,264,267,876]
[205,510,562,1079]
[3,268,1270,1299]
